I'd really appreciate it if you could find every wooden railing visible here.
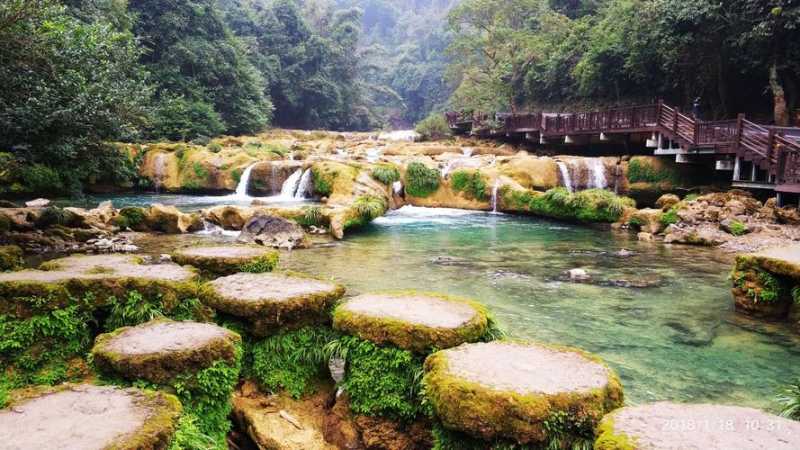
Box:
[444,101,800,189]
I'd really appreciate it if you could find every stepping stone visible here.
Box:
[92,319,241,383]
[424,340,623,444]
[204,272,345,336]
[0,254,197,312]
[333,292,489,351]
[0,383,181,450]
[171,244,279,276]
[595,402,800,450]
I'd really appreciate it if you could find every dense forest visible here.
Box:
[1,0,799,194]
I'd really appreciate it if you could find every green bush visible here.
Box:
[627,157,679,184]
[312,167,334,196]
[119,207,146,229]
[20,164,63,193]
[415,113,451,141]
[405,162,440,197]
[729,220,747,236]
[371,164,401,185]
[519,188,635,223]
[450,170,488,200]
[660,207,680,227]
[353,195,387,221]
[250,327,339,398]
[149,96,226,142]
[325,335,425,420]
[778,380,800,420]
[296,206,325,227]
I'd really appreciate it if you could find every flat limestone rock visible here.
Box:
[423,340,623,444]
[595,402,800,450]
[92,319,241,383]
[0,383,181,450]
[0,254,197,312]
[333,292,488,351]
[204,272,345,336]
[171,245,279,276]
[744,244,800,278]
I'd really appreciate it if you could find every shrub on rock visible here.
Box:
[423,340,623,446]
[0,245,23,271]
[405,162,441,197]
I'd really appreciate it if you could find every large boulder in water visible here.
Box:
[144,203,203,233]
[237,214,309,249]
[203,205,256,230]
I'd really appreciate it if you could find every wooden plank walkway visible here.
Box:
[445,101,800,195]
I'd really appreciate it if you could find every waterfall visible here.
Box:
[280,168,303,198]
[294,169,313,199]
[491,180,500,213]
[392,181,403,195]
[234,163,257,198]
[462,147,474,157]
[586,159,607,189]
[557,162,574,193]
[196,220,239,237]
[366,148,382,163]
[153,153,166,192]
[441,160,457,178]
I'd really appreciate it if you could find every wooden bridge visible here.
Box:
[446,101,800,202]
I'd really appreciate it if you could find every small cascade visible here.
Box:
[280,169,304,198]
[153,153,166,192]
[491,180,500,213]
[557,161,574,193]
[196,220,239,237]
[586,159,607,189]
[366,148,382,163]
[441,160,458,178]
[392,181,403,195]
[294,169,313,199]
[462,147,474,157]
[234,163,257,198]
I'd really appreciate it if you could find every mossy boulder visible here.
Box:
[0,383,181,450]
[311,161,360,204]
[144,204,203,233]
[629,208,664,234]
[423,341,623,445]
[92,319,241,384]
[203,272,345,336]
[171,245,279,276]
[0,244,23,271]
[731,250,798,320]
[333,292,489,352]
[0,254,198,316]
[594,402,800,450]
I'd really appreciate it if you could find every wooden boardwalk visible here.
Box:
[446,101,800,198]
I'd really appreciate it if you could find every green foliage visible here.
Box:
[660,207,680,227]
[432,423,534,450]
[415,113,451,141]
[148,96,226,142]
[312,167,334,196]
[728,220,748,236]
[239,254,279,273]
[450,170,488,200]
[520,188,634,223]
[627,158,679,185]
[0,246,23,272]
[104,291,210,331]
[250,327,339,398]
[326,335,425,420]
[405,162,441,197]
[756,271,781,303]
[371,164,401,185]
[778,380,800,420]
[168,414,218,450]
[118,207,146,229]
[793,286,800,304]
[208,143,222,153]
[353,195,388,221]
[20,164,64,194]
[296,206,325,228]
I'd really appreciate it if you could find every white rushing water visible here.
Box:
[587,159,607,189]
[373,205,482,226]
[366,148,382,163]
[280,168,304,198]
[461,147,474,157]
[491,180,500,213]
[392,181,403,195]
[295,169,313,199]
[233,163,257,198]
[557,161,574,192]
[196,220,240,237]
[153,153,167,192]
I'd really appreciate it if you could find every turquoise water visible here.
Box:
[41,193,317,211]
[275,206,800,411]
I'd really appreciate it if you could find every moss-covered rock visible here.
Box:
[0,383,181,450]
[731,247,800,320]
[594,402,800,450]
[171,245,279,276]
[203,272,345,336]
[629,208,664,234]
[333,292,489,352]
[0,254,198,317]
[0,245,23,271]
[501,187,636,224]
[424,340,623,445]
[311,161,360,204]
[144,204,203,233]
[92,319,241,384]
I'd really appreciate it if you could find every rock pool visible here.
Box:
[273,206,800,411]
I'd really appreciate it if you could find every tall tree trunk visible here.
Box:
[769,61,789,126]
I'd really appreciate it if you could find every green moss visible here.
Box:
[405,162,441,198]
[353,195,387,221]
[732,257,788,304]
[505,187,635,223]
[372,164,401,185]
[119,206,146,230]
[295,206,326,228]
[332,291,490,352]
[239,253,279,273]
[627,157,681,185]
[432,423,533,450]
[729,220,748,236]
[423,341,624,445]
[104,291,213,332]
[169,413,218,450]
[451,170,488,201]
[312,166,335,196]
[171,247,279,277]
[326,334,425,421]
[0,245,23,271]
[593,416,637,450]
[659,206,680,227]
[250,326,339,398]
[192,161,209,179]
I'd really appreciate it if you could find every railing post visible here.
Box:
[777,146,787,184]
[693,118,700,145]
[734,113,745,154]
[673,107,679,134]
[767,129,776,162]
[656,100,663,128]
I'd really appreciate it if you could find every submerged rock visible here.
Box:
[237,214,309,249]
[423,341,623,444]
[92,318,241,383]
[595,402,800,450]
[25,198,50,208]
[333,292,489,352]
[0,383,181,450]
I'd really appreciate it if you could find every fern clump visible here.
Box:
[405,162,440,197]
[371,164,400,185]
[450,170,488,200]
